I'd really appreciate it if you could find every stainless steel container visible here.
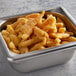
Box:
[0,6,76,72]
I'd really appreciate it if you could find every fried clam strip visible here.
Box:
[47,26,57,33]
[61,37,76,42]
[58,27,66,33]
[30,37,47,51]
[18,37,42,48]
[61,41,69,44]
[2,30,9,36]
[56,23,64,28]
[2,30,10,44]
[9,41,20,54]
[34,26,49,39]
[2,30,10,45]
[11,18,28,29]
[46,38,61,47]
[30,26,48,51]
[15,18,37,33]
[53,38,61,46]
[42,15,57,32]
[12,11,44,29]
[15,18,28,30]
[49,33,70,39]
[2,35,10,45]
[25,13,40,18]
[7,25,16,34]
[42,15,56,26]
[2,26,20,47]
[65,31,74,36]
[15,18,37,40]
[41,15,56,28]
[26,11,45,25]
[18,33,30,41]
[19,47,29,54]
[36,11,45,25]
[9,34,20,46]
[38,46,45,50]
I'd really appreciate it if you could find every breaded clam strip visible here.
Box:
[15,18,37,34]
[38,46,45,50]
[49,33,70,39]
[15,18,37,40]
[37,11,45,25]
[3,35,10,45]
[41,15,57,32]
[18,37,41,47]
[11,18,28,29]
[30,37,46,51]
[19,47,29,54]
[56,23,64,28]
[34,27,49,38]
[46,38,61,47]
[1,30,9,36]
[7,25,15,34]
[9,42,20,54]
[41,15,56,26]
[9,41,16,49]
[26,11,45,24]
[63,37,76,42]
[15,18,28,30]
[9,34,19,46]
[61,41,68,44]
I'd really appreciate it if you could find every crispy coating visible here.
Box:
[1,11,76,54]
[18,37,41,47]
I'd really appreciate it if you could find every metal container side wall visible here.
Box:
[9,47,76,72]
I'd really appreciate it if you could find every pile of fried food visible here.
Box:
[1,11,76,54]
